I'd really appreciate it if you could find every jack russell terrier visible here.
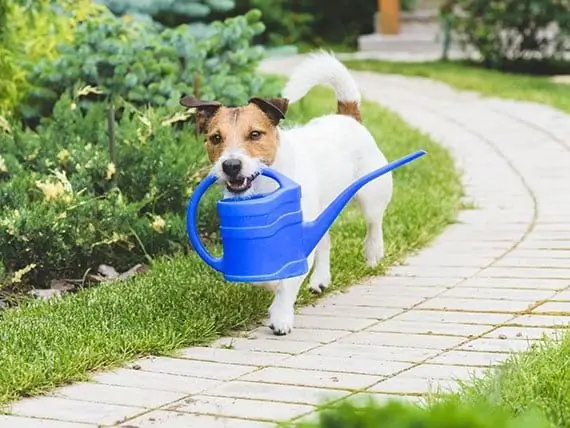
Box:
[181,51,392,335]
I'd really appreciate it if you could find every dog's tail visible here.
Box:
[282,51,362,122]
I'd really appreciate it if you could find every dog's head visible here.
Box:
[180,95,289,196]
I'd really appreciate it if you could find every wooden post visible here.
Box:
[378,0,400,35]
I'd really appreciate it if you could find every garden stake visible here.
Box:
[194,72,200,139]
[106,103,117,188]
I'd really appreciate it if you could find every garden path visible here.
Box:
[5,55,570,427]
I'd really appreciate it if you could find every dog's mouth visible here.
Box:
[225,172,259,194]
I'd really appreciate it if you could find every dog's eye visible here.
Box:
[249,131,262,141]
[210,134,222,145]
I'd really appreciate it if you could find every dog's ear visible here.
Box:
[180,95,222,133]
[249,97,289,125]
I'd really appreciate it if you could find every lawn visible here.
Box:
[344,60,570,114]
[0,85,461,407]
[433,331,570,428]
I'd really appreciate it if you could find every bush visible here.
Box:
[98,0,235,30]
[216,0,418,49]
[0,0,104,116]
[448,0,570,73]
[20,8,268,124]
[0,92,219,286]
[291,399,552,428]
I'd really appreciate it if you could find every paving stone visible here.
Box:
[205,381,347,406]
[442,287,554,301]
[369,376,459,394]
[120,410,273,427]
[0,415,94,428]
[93,368,221,394]
[10,397,141,425]
[252,326,350,344]
[318,294,427,309]
[400,364,485,381]
[392,310,511,325]
[362,276,462,287]
[518,240,570,250]
[429,350,510,367]
[496,257,570,269]
[459,277,568,290]
[135,356,256,380]
[367,320,490,337]
[275,354,410,376]
[305,342,438,363]
[486,326,563,340]
[388,266,479,278]
[178,346,289,366]
[339,331,464,350]
[552,289,570,301]
[49,382,184,408]
[508,314,570,327]
[506,249,570,259]
[416,297,533,313]
[534,301,570,314]
[435,227,522,242]
[405,255,494,268]
[459,338,534,353]
[212,337,320,355]
[423,241,512,252]
[478,267,570,279]
[291,314,377,331]
[298,304,401,320]
[169,395,313,421]
[342,285,448,298]
[240,367,381,390]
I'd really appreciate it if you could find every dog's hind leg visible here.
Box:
[356,177,391,268]
[308,232,331,293]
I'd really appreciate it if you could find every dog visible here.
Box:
[181,51,393,335]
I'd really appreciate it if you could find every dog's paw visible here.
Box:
[269,306,294,336]
[308,272,331,294]
[365,243,385,268]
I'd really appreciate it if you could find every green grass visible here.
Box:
[0,85,461,407]
[344,60,570,114]
[286,397,551,428]
[433,331,570,428]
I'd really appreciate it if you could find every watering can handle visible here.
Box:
[186,174,223,272]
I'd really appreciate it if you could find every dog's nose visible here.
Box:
[222,159,242,177]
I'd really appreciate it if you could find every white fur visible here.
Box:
[282,50,362,104]
[216,52,393,335]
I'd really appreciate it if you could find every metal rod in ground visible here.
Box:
[107,103,117,188]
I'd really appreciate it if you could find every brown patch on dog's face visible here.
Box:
[180,96,289,194]
[203,103,282,165]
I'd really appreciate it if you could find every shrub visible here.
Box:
[98,0,235,30]
[20,8,268,124]
[217,0,420,49]
[291,399,552,428]
[449,0,570,73]
[0,0,104,116]
[0,91,220,286]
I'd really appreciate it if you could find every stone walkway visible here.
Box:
[4,56,570,427]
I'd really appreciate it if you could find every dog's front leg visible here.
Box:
[268,275,305,335]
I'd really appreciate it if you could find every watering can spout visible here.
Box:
[302,150,427,257]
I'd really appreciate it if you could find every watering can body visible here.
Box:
[187,149,427,283]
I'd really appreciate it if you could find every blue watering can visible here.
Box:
[187,149,427,283]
